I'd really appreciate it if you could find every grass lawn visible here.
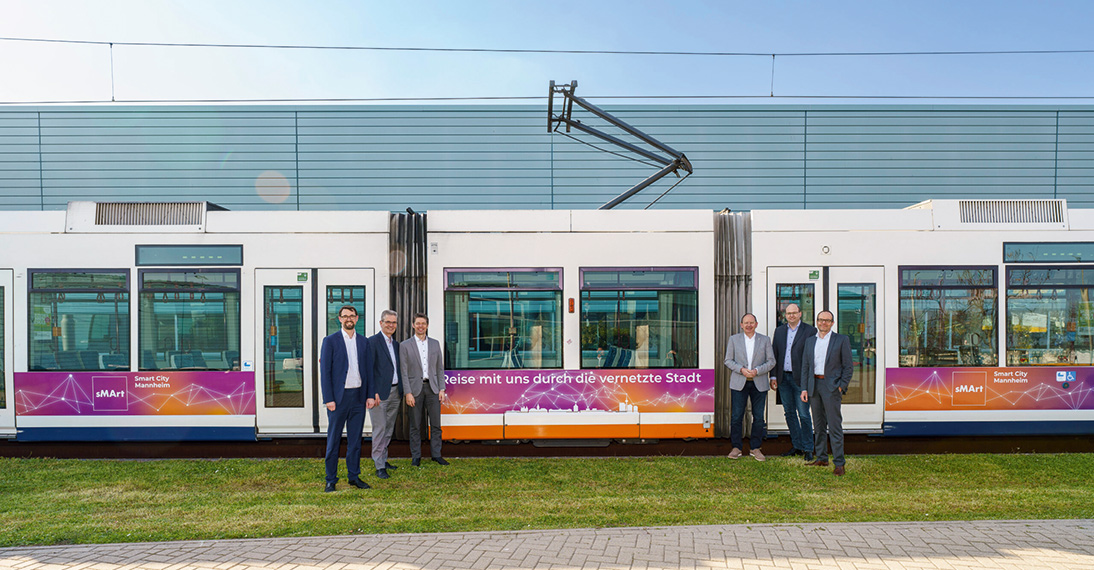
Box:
[1,453,1091,546]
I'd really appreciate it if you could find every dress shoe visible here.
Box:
[807,459,829,467]
[804,452,815,462]
[348,479,371,489]
[376,468,390,479]
[432,456,450,466]
[324,482,336,493]
[385,462,399,471]
[411,458,421,467]
[727,448,743,459]
[750,449,766,462]
[779,448,799,457]
[833,466,846,476]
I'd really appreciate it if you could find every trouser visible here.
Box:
[810,385,845,467]
[369,390,401,470]
[324,387,364,484]
[409,382,443,460]
[730,380,767,450]
[778,370,813,452]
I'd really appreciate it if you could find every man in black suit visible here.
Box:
[801,310,854,476]
[769,303,817,460]
[367,309,403,479]
[319,305,374,492]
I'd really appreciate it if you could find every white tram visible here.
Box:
[0,198,1091,442]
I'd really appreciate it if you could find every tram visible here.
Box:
[1,198,1091,442]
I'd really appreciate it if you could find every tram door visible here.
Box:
[255,269,315,433]
[315,269,375,437]
[766,266,885,432]
[0,269,12,436]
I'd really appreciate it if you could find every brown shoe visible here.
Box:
[807,459,829,467]
[727,448,743,459]
[833,466,845,476]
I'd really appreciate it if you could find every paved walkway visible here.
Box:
[2,519,1092,570]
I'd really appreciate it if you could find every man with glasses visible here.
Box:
[319,305,373,492]
[801,310,854,476]
[724,313,776,461]
[367,309,404,479]
[770,303,816,461]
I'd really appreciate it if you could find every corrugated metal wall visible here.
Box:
[1,105,1093,211]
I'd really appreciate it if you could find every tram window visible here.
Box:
[138,269,241,371]
[28,270,131,372]
[579,268,698,369]
[325,286,366,336]
[774,284,816,327]
[444,269,562,370]
[0,287,5,408]
[898,267,997,367]
[1006,267,1094,366]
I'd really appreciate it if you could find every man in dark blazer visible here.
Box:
[399,313,449,466]
[801,310,854,476]
[769,303,817,460]
[367,309,403,479]
[319,305,373,492]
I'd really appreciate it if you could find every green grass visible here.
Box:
[1,454,1091,546]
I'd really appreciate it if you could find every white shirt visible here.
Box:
[341,329,362,389]
[416,336,431,380]
[744,333,756,370]
[813,331,832,377]
[384,334,399,385]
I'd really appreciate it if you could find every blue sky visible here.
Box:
[2,0,1094,104]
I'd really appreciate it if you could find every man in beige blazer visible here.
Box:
[723,313,776,461]
[399,313,449,466]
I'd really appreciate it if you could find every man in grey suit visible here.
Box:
[366,309,403,479]
[801,310,854,476]
[399,313,450,466]
[723,313,776,461]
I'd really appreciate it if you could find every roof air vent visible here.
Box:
[66,201,226,233]
[959,199,1065,224]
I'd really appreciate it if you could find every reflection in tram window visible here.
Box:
[838,283,876,404]
[138,269,241,371]
[326,286,366,336]
[579,268,698,369]
[774,283,816,327]
[444,269,562,370]
[1007,267,1094,365]
[265,286,304,407]
[28,270,130,372]
[898,267,997,367]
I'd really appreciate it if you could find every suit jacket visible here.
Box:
[770,321,817,384]
[367,332,404,401]
[399,335,445,395]
[319,330,373,406]
[723,332,776,392]
[802,332,854,396]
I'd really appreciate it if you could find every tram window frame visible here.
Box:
[137,268,242,371]
[898,266,998,368]
[27,269,131,372]
[443,268,563,370]
[579,267,698,370]
[1006,266,1094,366]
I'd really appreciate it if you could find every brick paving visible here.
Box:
[1,520,1092,570]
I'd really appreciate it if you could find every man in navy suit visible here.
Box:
[801,310,854,476]
[770,303,817,460]
[320,305,374,492]
[367,309,403,479]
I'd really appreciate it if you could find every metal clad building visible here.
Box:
[1,105,1092,210]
